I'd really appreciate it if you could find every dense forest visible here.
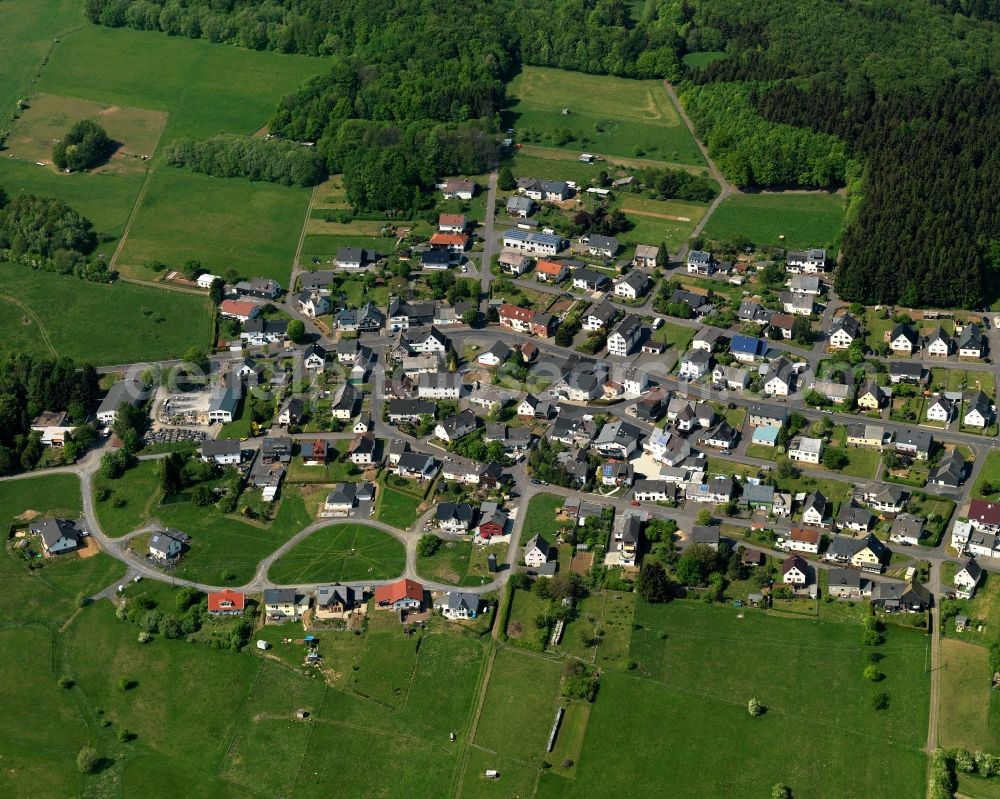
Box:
[0,187,113,282]
[687,0,1000,307]
[85,0,1000,306]
[163,135,326,187]
[0,355,101,475]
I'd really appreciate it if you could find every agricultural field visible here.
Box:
[537,600,929,798]
[0,263,213,365]
[938,638,1000,752]
[702,191,847,250]
[266,523,406,584]
[2,21,325,285]
[504,66,706,166]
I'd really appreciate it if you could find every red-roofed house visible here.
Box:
[208,589,246,616]
[304,439,327,466]
[219,300,260,323]
[429,233,470,251]
[784,527,821,554]
[969,500,1000,534]
[374,578,424,611]
[438,214,467,233]
[535,259,568,283]
[499,303,535,332]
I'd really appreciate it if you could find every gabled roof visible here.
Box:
[208,589,245,612]
[525,534,552,558]
[830,313,861,338]
[374,578,423,605]
[889,323,918,345]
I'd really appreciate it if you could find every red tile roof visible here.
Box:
[969,500,1000,526]
[374,578,423,605]
[499,304,534,322]
[535,259,565,275]
[790,527,821,543]
[429,233,469,248]
[207,589,245,613]
[311,440,326,458]
[438,213,466,227]
[219,299,258,317]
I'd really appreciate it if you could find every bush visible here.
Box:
[748,697,763,717]
[76,746,98,774]
[872,692,889,711]
[58,675,74,689]
[116,727,134,743]
[416,534,442,557]
[863,664,882,681]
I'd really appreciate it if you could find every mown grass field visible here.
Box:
[973,450,1000,499]
[266,523,406,584]
[537,600,929,798]
[416,540,507,587]
[504,66,706,166]
[938,638,996,752]
[376,486,423,529]
[4,21,325,285]
[93,458,162,538]
[703,191,847,250]
[0,263,214,365]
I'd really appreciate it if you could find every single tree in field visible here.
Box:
[286,319,306,343]
[53,120,112,171]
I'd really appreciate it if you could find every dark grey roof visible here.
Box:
[525,534,552,558]
[436,502,475,524]
[31,518,82,548]
[690,525,720,545]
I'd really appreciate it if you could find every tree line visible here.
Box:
[163,134,326,187]
[0,354,101,475]
[0,186,114,282]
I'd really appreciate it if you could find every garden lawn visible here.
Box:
[521,492,572,544]
[536,600,928,799]
[93,459,162,538]
[838,446,881,479]
[505,66,706,166]
[0,263,213,365]
[416,541,506,587]
[652,321,695,351]
[376,486,422,529]
[702,191,847,250]
[973,451,1000,499]
[266,523,405,584]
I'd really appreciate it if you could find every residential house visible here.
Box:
[968,499,1000,535]
[583,301,619,332]
[219,299,260,323]
[763,357,794,397]
[889,513,924,546]
[632,480,674,503]
[579,232,619,259]
[436,592,481,620]
[200,439,241,466]
[780,291,814,316]
[786,248,826,273]
[235,278,282,300]
[826,569,871,600]
[801,491,829,527]
[864,484,907,513]
[434,409,477,443]
[788,274,821,295]
[685,477,734,505]
[421,249,452,270]
[436,502,476,533]
[769,313,795,340]
[277,396,304,427]
[477,341,511,368]
[315,585,361,618]
[751,425,780,447]
[809,379,852,405]
[829,314,861,349]
[964,390,994,429]
[302,343,327,370]
[208,590,245,616]
[895,428,933,460]
[954,559,983,599]
[836,502,874,533]
[331,382,359,420]
[671,289,711,316]
[871,581,930,612]
[609,516,641,567]
[782,555,809,586]
[296,290,330,318]
[299,271,334,293]
[926,396,954,423]
[387,399,436,424]
[535,259,568,283]
[856,382,888,410]
[926,327,952,357]
[958,324,986,359]
[518,178,571,202]
[264,589,310,619]
[498,252,530,276]
[395,451,439,481]
[607,314,642,357]
[349,433,377,466]
[713,365,750,391]
[323,484,359,516]
[240,317,287,345]
[686,250,713,275]
[690,525,721,550]
[697,420,738,452]
[441,179,476,200]
[889,323,919,354]
[438,213,466,233]
[374,579,423,611]
[303,438,327,466]
[748,404,786,429]
[501,228,564,256]
[679,350,712,380]
[784,527,821,554]
[929,448,966,488]
[417,372,462,400]
[337,302,383,333]
[730,335,767,363]
[692,327,725,352]
[593,419,642,458]
[96,379,147,426]
[523,534,553,568]
[507,195,535,217]
[572,268,611,291]
[149,531,183,561]
[666,398,715,431]
[615,270,650,300]
[889,361,928,385]
[32,518,83,556]
[846,424,888,449]
[788,436,823,464]
[742,484,776,513]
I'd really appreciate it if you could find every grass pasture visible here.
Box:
[266,523,406,584]
[539,600,929,798]
[505,66,705,166]
[938,638,996,751]
[93,458,162,538]
[0,263,214,364]
[6,92,167,172]
[703,191,847,250]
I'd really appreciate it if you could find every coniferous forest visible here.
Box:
[84,0,1000,308]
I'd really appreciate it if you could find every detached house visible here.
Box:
[964,390,994,429]
[615,271,650,300]
[782,555,809,586]
[926,396,954,423]
[929,448,966,488]
[579,233,619,259]
[264,589,309,619]
[507,195,535,217]
[441,179,476,200]
[954,559,983,599]
[374,579,424,611]
[763,357,794,397]
[786,248,826,274]
[856,381,887,411]
[535,259,568,283]
[926,327,953,357]
[958,324,986,359]
[680,350,712,380]
[32,518,83,556]
[788,436,823,464]
[802,491,829,527]
[607,314,642,357]
[523,534,554,569]
[829,314,861,349]
[633,245,659,269]
[784,527,820,554]
[687,250,713,275]
[889,323,919,354]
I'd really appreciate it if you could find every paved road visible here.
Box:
[479,170,499,311]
